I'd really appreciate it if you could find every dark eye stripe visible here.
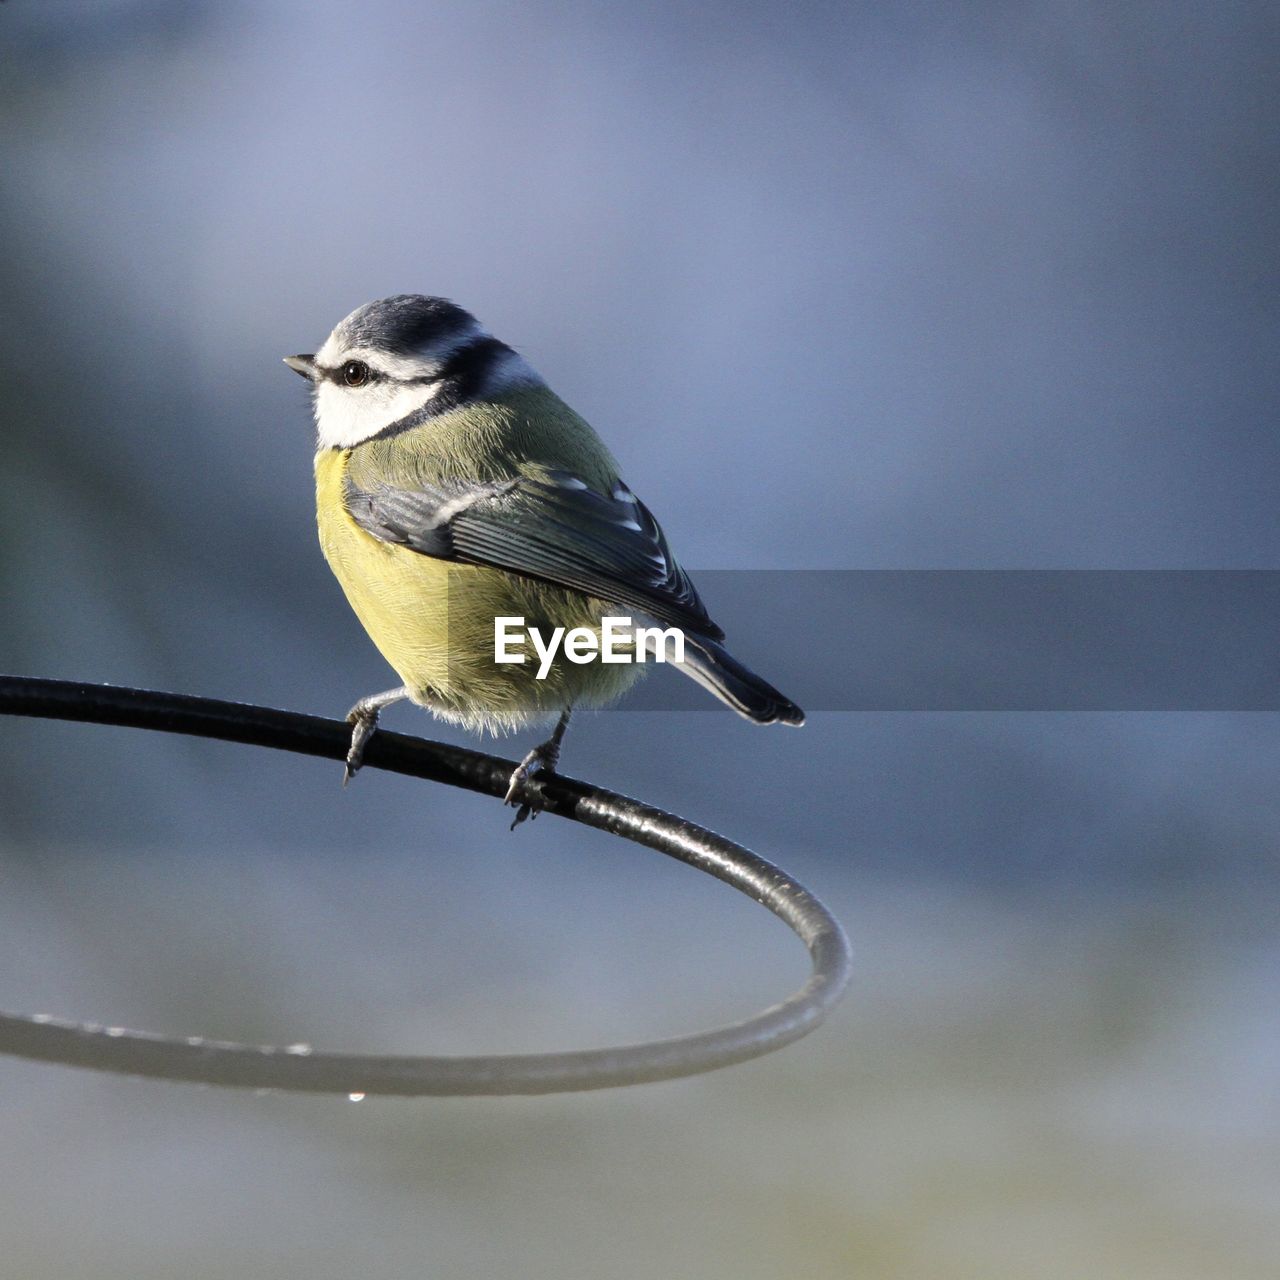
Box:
[316,337,512,394]
[316,362,382,386]
[426,336,514,412]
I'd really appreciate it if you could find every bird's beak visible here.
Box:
[283,354,318,380]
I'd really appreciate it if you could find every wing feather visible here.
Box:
[343,465,723,640]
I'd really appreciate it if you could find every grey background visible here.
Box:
[1,2,1277,1276]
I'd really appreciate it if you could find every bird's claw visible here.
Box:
[504,744,560,829]
[505,710,571,829]
[343,708,379,787]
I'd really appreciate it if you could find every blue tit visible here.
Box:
[285,295,802,823]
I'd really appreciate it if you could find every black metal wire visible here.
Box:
[0,674,852,1096]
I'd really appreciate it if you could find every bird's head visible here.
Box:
[285,294,540,449]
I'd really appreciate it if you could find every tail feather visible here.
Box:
[675,632,805,726]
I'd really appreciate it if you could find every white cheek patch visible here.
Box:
[314,379,439,449]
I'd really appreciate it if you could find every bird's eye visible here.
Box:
[342,360,371,387]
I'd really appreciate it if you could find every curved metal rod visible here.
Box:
[0,674,852,1096]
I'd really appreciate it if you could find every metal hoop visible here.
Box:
[0,675,852,1096]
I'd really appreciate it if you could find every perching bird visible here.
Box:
[285,295,803,823]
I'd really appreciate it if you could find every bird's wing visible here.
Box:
[342,463,724,640]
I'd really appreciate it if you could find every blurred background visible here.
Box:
[1,1,1277,1276]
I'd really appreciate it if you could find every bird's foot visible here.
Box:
[504,742,561,829]
[343,708,380,786]
[504,712,570,830]
[341,686,411,786]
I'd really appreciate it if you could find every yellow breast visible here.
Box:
[314,448,644,734]
[315,446,455,692]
